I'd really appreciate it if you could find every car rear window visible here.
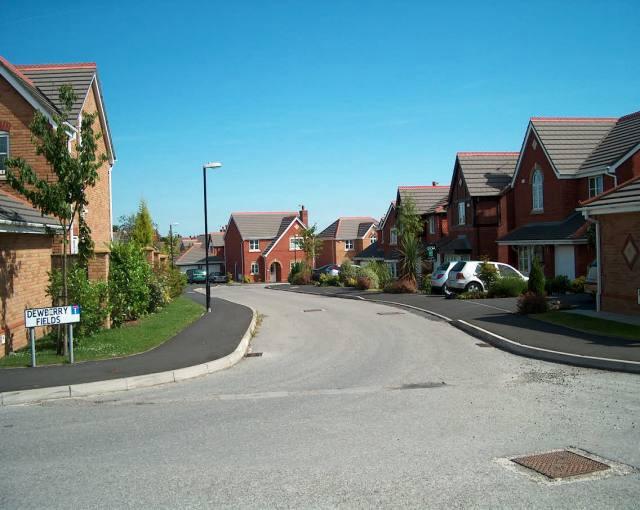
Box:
[451,261,466,272]
[436,263,450,271]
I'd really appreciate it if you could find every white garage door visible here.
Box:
[554,245,575,280]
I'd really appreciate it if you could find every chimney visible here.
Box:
[299,205,308,226]
[432,181,438,186]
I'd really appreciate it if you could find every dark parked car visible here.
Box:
[186,269,207,284]
[312,264,340,281]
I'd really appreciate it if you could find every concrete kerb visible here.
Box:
[270,286,640,375]
[0,308,257,407]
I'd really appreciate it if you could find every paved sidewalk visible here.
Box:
[269,284,640,367]
[0,292,253,393]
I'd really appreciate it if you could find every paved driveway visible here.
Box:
[1,286,639,508]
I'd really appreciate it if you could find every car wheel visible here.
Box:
[441,283,448,294]
[465,281,483,293]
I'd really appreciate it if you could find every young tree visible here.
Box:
[396,196,422,241]
[298,225,323,268]
[6,84,107,354]
[528,257,546,296]
[131,199,154,246]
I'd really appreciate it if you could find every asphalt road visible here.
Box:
[1,285,639,509]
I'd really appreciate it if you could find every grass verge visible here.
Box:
[533,311,640,341]
[0,296,204,368]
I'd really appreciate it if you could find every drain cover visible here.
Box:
[245,352,263,357]
[303,309,324,312]
[475,342,493,347]
[394,382,446,390]
[512,450,610,479]
[377,311,405,316]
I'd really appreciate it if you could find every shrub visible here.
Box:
[242,275,251,284]
[356,266,379,289]
[288,261,311,284]
[356,276,373,290]
[148,273,170,312]
[345,277,357,287]
[421,274,432,294]
[47,265,110,338]
[319,273,340,286]
[339,259,356,284]
[109,242,153,326]
[226,272,233,284]
[456,290,487,300]
[527,257,545,296]
[517,291,549,314]
[158,266,187,298]
[488,277,527,298]
[570,276,586,294]
[384,278,417,294]
[366,261,391,289]
[545,275,570,295]
[478,259,499,290]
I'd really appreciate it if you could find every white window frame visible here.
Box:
[428,216,435,234]
[532,168,544,211]
[588,175,603,198]
[0,131,8,179]
[345,239,354,251]
[250,262,259,275]
[249,239,260,252]
[289,236,302,251]
[457,201,465,226]
[517,245,544,274]
[390,228,398,245]
[370,234,377,244]
[386,261,398,278]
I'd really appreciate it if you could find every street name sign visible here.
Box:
[24,305,81,328]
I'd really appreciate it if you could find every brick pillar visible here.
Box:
[87,251,111,329]
[144,247,155,266]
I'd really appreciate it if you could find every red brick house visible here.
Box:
[439,152,518,263]
[497,112,640,279]
[0,56,115,356]
[578,176,640,315]
[354,202,399,276]
[176,232,225,275]
[224,207,308,283]
[317,217,377,267]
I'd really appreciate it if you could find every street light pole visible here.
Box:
[169,222,179,269]
[202,162,222,313]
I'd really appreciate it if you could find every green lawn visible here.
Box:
[0,296,204,368]
[534,311,640,341]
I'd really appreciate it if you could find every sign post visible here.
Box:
[24,305,81,367]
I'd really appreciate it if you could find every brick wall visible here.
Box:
[224,220,244,280]
[599,212,640,315]
[615,151,640,183]
[263,221,305,282]
[0,233,53,356]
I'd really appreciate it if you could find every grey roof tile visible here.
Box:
[262,216,298,254]
[498,212,587,243]
[580,111,640,173]
[397,186,450,214]
[531,118,617,176]
[175,243,224,266]
[319,217,377,240]
[353,241,385,260]
[457,153,519,196]
[230,212,299,240]
[0,191,61,231]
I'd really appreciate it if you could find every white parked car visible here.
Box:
[430,261,457,293]
[446,260,528,293]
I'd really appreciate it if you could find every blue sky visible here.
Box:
[3,1,639,236]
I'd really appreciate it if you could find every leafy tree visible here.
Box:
[297,225,323,268]
[6,84,107,354]
[113,213,136,236]
[131,199,154,246]
[528,257,546,295]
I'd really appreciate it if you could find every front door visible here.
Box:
[554,245,575,279]
[269,262,277,283]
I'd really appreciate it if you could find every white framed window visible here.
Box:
[532,168,544,211]
[457,202,465,225]
[390,228,398,245]
[588,175,603,198]
[249,239,260,251]
[345,239,354,250]
[517,245,544,274]
[0,131,8,179]
[250,262,259,275]
[289,236,302,251]
[370,234,377,244]
[428,216,435,234]
[386,261,398,278]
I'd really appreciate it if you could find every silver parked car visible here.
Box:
[430,261,456,293]
[447,260,528,292]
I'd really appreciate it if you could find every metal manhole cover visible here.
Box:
[512,450,610,479]
[303,309,324,312]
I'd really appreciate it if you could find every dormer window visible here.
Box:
[532,168,544,211]
[0,131,8,179]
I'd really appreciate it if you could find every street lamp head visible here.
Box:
[203,161,222,169]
